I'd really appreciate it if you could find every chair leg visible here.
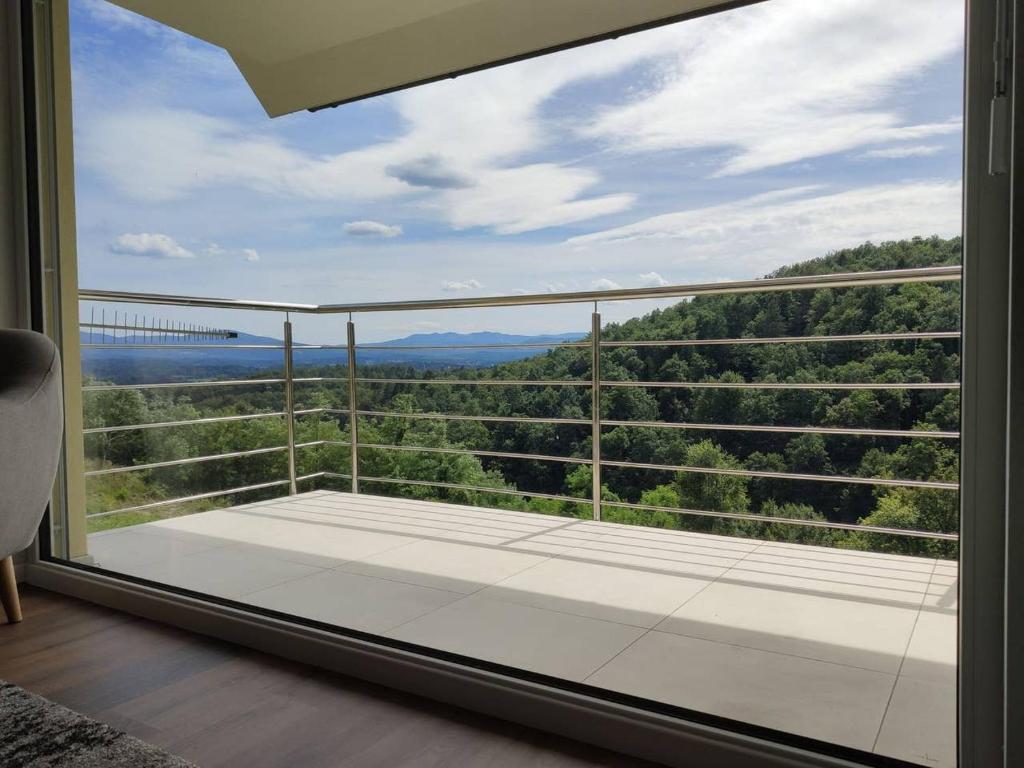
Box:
[0,556,22,624]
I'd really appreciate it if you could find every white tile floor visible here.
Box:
[87,490,956,766]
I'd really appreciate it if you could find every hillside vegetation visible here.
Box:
[84,236,961,556]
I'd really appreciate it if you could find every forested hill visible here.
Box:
[84,236,962,556]
[361,236,961,554]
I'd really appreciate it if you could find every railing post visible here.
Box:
[591,308,602,521]
[283,317,297,495]
[347,318,360,494]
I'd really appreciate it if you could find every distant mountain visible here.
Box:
[80,329,586,383]
[362,331,586,366]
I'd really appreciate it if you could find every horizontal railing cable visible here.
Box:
[82,377,957,392]
[79,333,958,352]
[355,377,590,387]
[84,411,288,434]
[601,380,959,390]
[82,378,286,391]
[84,445,291,476]
[82,408,346,435]
[358,475,590,505]
[601,419,960,439]
[600,500,959,541]
[292,377,349,384]
[80,346,286,352]
[600,458,959,489]
[352,377,957,390]
[354,341,589,350]
[85,479,294,518]
[84,441,329,477]
[353,442,592,465]
[599,331,960,347]
[356,409,591,426]
[349,410,957,438]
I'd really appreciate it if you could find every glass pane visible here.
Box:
[61,1,963,765]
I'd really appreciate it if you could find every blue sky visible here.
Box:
[71,0,964,342]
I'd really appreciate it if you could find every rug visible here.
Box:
[0,680,197,767]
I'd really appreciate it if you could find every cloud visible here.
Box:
[638,271,670,287]
[205,242,259,261]
[78,109,324,203]
[582,0,963,176]
[442,278,483,292]
[386,155,474,189]
[110,233,194,259]
[439,164,635,234]
[860,144,944,159]
[591,278,623,291]
[79,102,636,234]
[343,220,403,238]
[74,20,682,233]
[568,181,962,274]
[76,0,961,239]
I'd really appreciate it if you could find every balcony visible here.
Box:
[71,264,961,768]
[87,490,956,766]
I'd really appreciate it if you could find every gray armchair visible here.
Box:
[0,330,64,623]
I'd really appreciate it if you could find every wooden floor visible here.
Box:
[0,586,657,768]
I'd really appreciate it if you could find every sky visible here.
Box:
[71,0,964,343]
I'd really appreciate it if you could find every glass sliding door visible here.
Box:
[41,1,971,765]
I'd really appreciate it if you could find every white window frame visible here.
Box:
[13,1,1019,766]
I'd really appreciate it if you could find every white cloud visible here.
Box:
[638,271,669,287]
[343,220,403,238]
[442,278,483,292]
[74,20,683,234]
[79,100,636,234]
[438,164,634,235]
[568,181,962,275]
[591,278,623,291]
[582,0,963,176]
[204,242,259,261]
[860,144,944,159]
[110,233,194,259]
[79,109,319,203]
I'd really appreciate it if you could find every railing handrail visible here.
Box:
[79,265,963,541]
[79,264,961,314]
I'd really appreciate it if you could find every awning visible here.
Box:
[110,0,742,117]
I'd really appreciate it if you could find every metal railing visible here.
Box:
[79,265,962,541]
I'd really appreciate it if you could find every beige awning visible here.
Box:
[110,0,739,117]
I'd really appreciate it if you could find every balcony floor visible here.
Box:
[87,490,956,766]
